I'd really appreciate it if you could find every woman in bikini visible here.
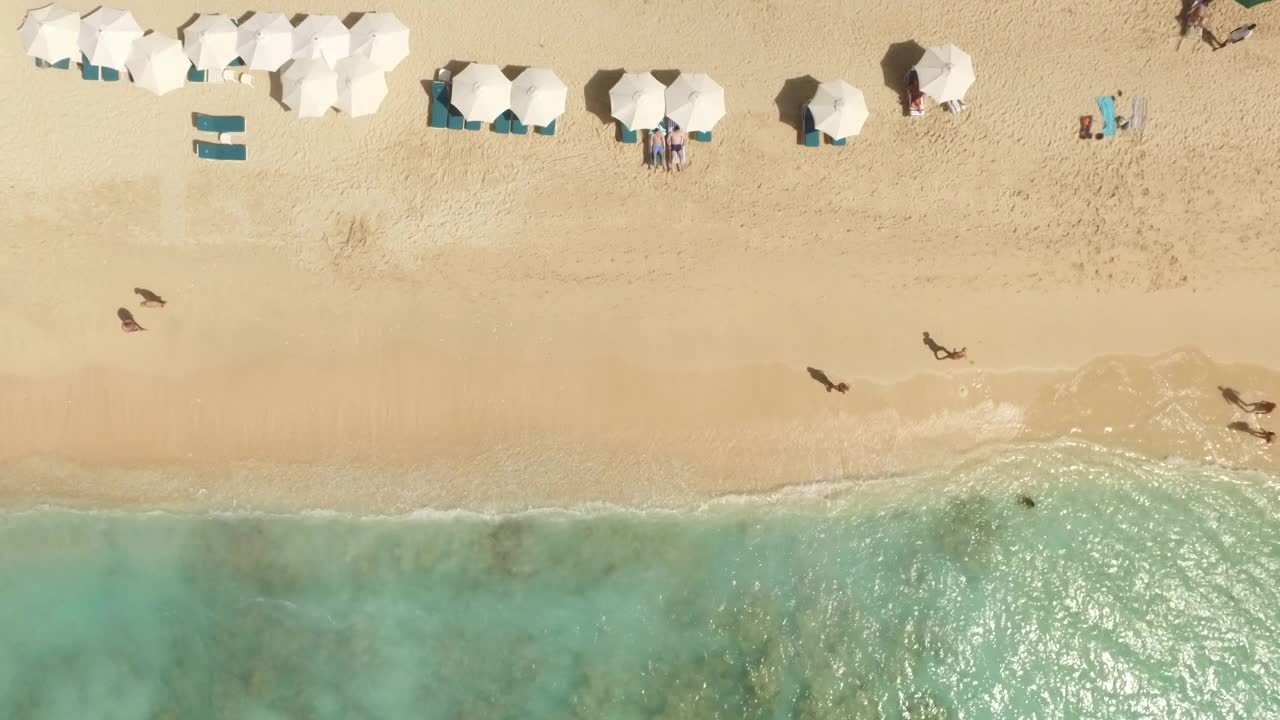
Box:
[650,127,665,169]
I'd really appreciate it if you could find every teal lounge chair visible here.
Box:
[537,119,556,136]
[493,110,511,134]
[830,134,846,146]
[429,80,449,128]
[619,123,638,143]
[102,66,120,81]
[196,142,246,161]
[801,106,820,147]
[188,66,206,83]
[446,103,465,130]
[510,116,528,135]
[691,130,711,142]
[36,58,72,69]
[194,113,246,133]
[229,57,245,67]
[81,54,99,80]
[464,118,483,131]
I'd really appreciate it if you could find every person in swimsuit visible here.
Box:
[667,124,686,172]
[650,127,665,169]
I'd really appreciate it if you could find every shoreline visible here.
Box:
[2,346,1277,514]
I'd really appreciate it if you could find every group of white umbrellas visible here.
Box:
[450,63,568,127]
[19,4,407,117]
[609,72,726,133]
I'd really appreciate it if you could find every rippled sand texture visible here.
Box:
[1,446,1277,718]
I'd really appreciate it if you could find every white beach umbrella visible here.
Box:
[809,80,869,140]
[609,72,665,130]
[292,15,350,68]
[125,32,189,96]
[20,4,80,64]
[334,55,387,117]
[282,58,338,118]
[349,12,409,71]
[80,8,143,70]
[915,44,974,103]
[236,12,293,71]
[451,63,512,123]
[183,14,238,71]
[664,73,725,132]
[510,68,567,127]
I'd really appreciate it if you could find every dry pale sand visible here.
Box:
[1,0,1279,512]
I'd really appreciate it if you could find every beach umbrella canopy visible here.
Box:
[809,80,869,139]
[510,68,567,127]
[664,73,725,132]
[292,15,350,68]
[451,63,512,123]
[80,8,143,70]
[236,12,293,71]
[915,44,974,103]
[183,14,238,70]
[282,58,338,118]
[125,32,189,96]
[349,12,410,71]
[334,55,387,117]
[20,4,80,64]
[609,72,666,130]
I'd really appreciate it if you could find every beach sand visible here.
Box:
[1,0,1278,512]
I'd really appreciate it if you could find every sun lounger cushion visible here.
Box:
[537,119,556,136]
[101,66,120,81]
[494,110,511,133]
[81,55,99,81]
[446,102,465,130]
[429,80,449,129]
[510,116,528,135]
[802,106,820,147]
[691,130,711,142]
[830,135,846,146]
[620,123,638,144]
[196,141,246,161]
[229,57,245,67]
[188,67,206,83]
[40,58,72,69]
[194,114,246,134]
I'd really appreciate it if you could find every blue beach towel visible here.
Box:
[1096,96,1116,137]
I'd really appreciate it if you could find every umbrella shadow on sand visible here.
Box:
[881,40,925,102]
[584,68,626,124]
[774,75,820,132]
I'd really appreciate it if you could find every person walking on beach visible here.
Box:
[923,332,966,360]
[1218,386,1276,414]
[667,124,687,172]
[117,308,145,333]
[650,127,665,169]
[1214,23,1256,50]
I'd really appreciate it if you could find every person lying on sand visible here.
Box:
[134,287,166,308]
[922,332,965,360]
[1186,0,1210,33]
[117,308,145,333]
[667,125,686,172]
[907,72,926,117]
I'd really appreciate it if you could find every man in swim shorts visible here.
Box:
[650,126,665,169]
[667,124,686,172]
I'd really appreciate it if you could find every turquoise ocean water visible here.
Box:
[1,442,1279,719]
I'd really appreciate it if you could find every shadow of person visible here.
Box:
[1228,421,1275,443]
[807,367,849,393]
[774,75,820,131]
[117,308,145,332]
[1219,386,1247,410]
[923,332,966,360]
[881,40,926,94]
[584,68,627,124]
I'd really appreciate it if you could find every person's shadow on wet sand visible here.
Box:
[1228,421,1275,444]
[923,332,966,360]
[1218,386,1276,414]
[807,367,849,393]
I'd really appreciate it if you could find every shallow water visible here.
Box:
[2,443,1279,719]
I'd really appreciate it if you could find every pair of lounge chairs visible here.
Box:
[429,70,556,135]
[188,60,253,86]
[800,105,847,147]
[193,113,247,161]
